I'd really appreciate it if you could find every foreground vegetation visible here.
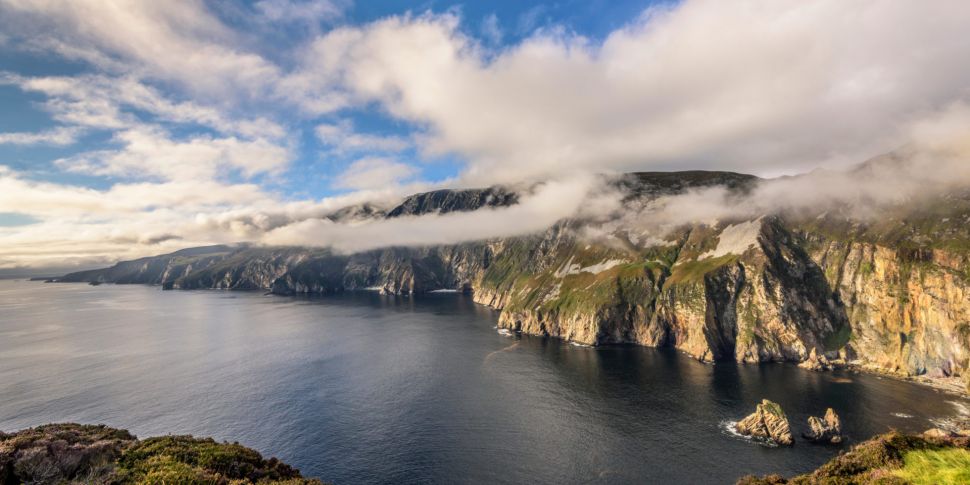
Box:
[894,448,970,484]
[0,423,324,484]
[737,431,970,484]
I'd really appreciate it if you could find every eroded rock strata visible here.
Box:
[803,408,842,445]
[59,168,970,391]
[736,399,794,446]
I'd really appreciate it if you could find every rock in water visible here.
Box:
[803,408,843,444]
[736,399,794,446]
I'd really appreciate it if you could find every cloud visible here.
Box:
[263,175,610,252]
[4,0,970,271]
[272,98,970,257]
[0,175,258,268]
[0,167,268,217]
[55,126,290,182]
[315,120,410,153]
[255,0,348,23]
[595,106,970,247]
[0,126,80,145]
[516,5,548,35]
[0,0,281,99]
[480,14,503,45]
[0,162,428,269]
[301,1,970,183]
[2,72,284,138]
[332,157,418,190]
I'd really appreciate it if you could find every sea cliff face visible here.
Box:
[58,171,970,389]
[795,212,970,380]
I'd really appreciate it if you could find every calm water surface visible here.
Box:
[1,280,968,484]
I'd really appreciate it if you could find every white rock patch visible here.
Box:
[700,218,763,260]
[541,282,562,303]
[554,257,581,277]
[577,259,627,274]
[555,257,628,278]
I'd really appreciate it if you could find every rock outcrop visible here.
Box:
[735,400,794,446]
[386,186,518,217]
[0,423,134,484]
[0,423,322,484]
[803,408,842,444]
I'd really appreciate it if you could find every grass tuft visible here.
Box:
[893,448,970,485]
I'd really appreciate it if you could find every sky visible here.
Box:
[1,0,970,272]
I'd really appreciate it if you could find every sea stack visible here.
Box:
[736,399,794,446]
[803,408,843,444]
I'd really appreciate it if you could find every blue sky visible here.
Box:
[0,0,968,270]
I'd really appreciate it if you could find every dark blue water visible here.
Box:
[1,280,967,484]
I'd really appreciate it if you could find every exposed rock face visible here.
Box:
[735,399,794,446]
[386,186,518,217]
[0,424,134,484]
[58,169,970,391]
[803,408,842,444]
[802,229,970,379]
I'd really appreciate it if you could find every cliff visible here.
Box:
[0,423,323,484]
[58,169,970,391]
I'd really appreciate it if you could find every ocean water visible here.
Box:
[1,280,967,484]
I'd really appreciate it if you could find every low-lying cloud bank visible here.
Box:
[259,104,970,254]
[624,103,970,230]
[261,175,618,252]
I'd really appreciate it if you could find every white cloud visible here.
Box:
[2,72,285,138]
[55,126,289,182]
[333,157,418,190]
[0,164,391,268]
[516,5,547,35]
[315,119,410,153]
[264,175,607,252]
[255,0,348,23]
[0,0,281,99]
[300,1,970,183]
[0,126,80,145]
[0,166,269,217]
[480,14,503,45]
[4,0,970,271]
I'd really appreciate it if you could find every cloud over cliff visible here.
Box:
[261,175,617,252]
